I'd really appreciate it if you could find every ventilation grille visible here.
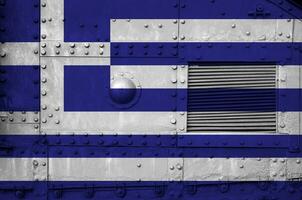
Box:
[187,65,277,133]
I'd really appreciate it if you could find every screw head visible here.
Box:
[170,118,177,124]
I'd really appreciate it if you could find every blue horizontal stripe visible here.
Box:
[0,66,40,111]
[0,0,40,42]
[0,181,301,200]
[111,42,302,65]
[0,135,301,158]
[64,0,302,42]
[64,65,301,111]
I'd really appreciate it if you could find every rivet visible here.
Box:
[272,172,277,177]
[246,31,251,36]
[171,66,178,70]
[41,50,46,55]
[170,166,175,170]
[42,162,46,166]
[55,43,61,48]
[278,32,283,36]
[176,164,182,170]
[181,65,186,68]
[9,118,13,122]
[48,18,52,22]
[55,120,60,124]
[22,118,26,122]
[127,19,131,22]
[280,123,286,128]
[85,51,89,55]
[137,163,142,168]
[55,50,60,55]
[171,78,177,83]
[42,105,47,110]
[172,35,178,40]
[170,119,177,124]
[180,35,185,40]
[272,158,278,163]
[55,107,60,111]
[280,159,285,163]
[42,91,47,96]
[41,43,47,48]
[34,125,39,129]
[286,34,291,39]
[42,78,47,83]
[34,118,39,122]
[41,2,46,7]
[48,114,53,118]
[180,112,185,115]
[99,44,105,48]
[112,19,116,22]
[84,43,90,48]
[158,24,163,28]
[70,50,75,55]
[0,52,6,57]
[99,50,104,55]
[180,79,186,84]
[180,20,185,24]
[33,160,39,167]
[287,19,291,22]
[41,34,47,39]
[144,24,149,28]
[34,50,39,54]
[239,165,244,168]
[173,20,178,24]
[42,119,47,123]
[70,43,76,48]
[296,160,301,164]
[231,24,236,28]
[42,18,46,23]
[41,65,47,70]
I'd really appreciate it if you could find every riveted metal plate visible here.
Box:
[277,65,301,134]
[179,19,294,42]
[40,42,110,57]
[111,19,179,42]
[111,65,177,88]
[40,57,176,133]
[49,158,181,181]
[184,158,292,181]
[40,0,64,41]
[0,43,39,66]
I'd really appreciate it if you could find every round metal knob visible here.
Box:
[110,78,136,104]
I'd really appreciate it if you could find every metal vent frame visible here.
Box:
[187,63,278,133]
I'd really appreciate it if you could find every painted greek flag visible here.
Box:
[0,0,302,199]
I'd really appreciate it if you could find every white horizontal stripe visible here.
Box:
[111,65,178,88]
[111,19,301,42]
[0,43,39,65]
[179,19,295,42]
[48,158,301,181]
[1,158,301,181]
[41,112,177,134]
[111,19,178,42]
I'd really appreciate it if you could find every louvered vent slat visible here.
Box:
[187,65,277,133]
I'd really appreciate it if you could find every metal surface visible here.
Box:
[0,0,302,199]
[179,19,295,42]
[0,43,39,65]
[111,19,179,42]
